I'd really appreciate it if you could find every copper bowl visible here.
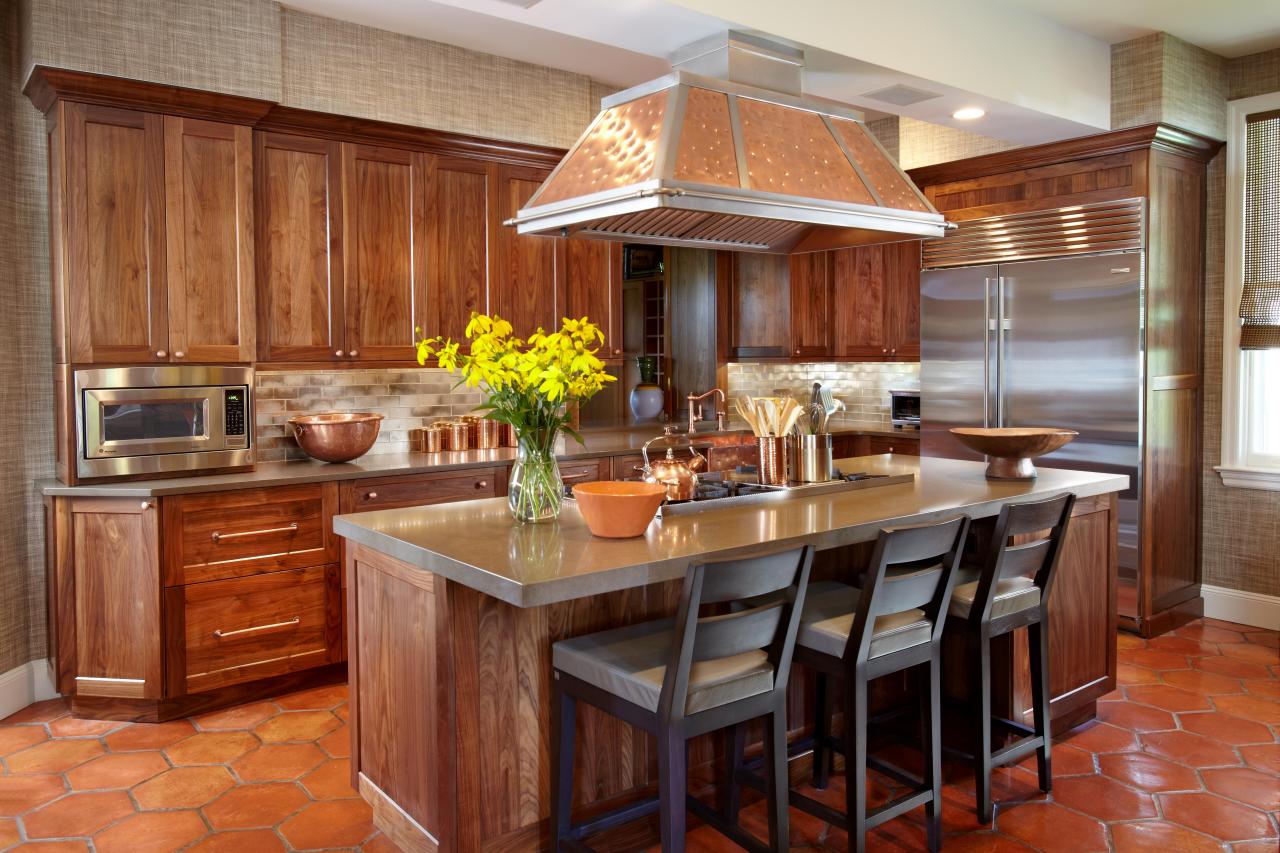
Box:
[288,412,385,463]
[572,481,666,538]
[949,427,1078,480]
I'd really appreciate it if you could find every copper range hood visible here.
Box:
[509,33,947,254]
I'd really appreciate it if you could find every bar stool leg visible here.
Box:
[919,657,943,852]
[812,671,832,789]
[719,723,745,823]
[973,631,994,825]
[763,707,790,850]
[843,676,869,853]
[657,729,687,853]
[1029,619,1053,792]
[551,679,576,849]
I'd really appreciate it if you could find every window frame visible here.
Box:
[1219,91,1280,491]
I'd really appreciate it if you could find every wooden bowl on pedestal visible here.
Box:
[949,427,1078,480]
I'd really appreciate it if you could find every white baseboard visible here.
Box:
[1200,584,1280,630]
[0,661,59,721]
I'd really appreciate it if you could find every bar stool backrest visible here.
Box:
[844,515,969,665]
[970,493,1075,625]
[660,546,814,721]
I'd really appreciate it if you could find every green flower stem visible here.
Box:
[509,435,563,523]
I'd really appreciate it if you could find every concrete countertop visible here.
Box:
[38,420,916,497]
[334,455,1127,609]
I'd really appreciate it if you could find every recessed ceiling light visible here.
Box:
[953,107,986,121]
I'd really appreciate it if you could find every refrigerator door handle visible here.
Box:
[983,277,992,428]
[996,275,1007,427]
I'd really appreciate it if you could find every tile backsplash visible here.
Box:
[255,369,484,462]
[725,362,920,427]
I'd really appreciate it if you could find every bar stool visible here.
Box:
[550,545,814,853]
[949,493,1075,824]
[728,516,968,853]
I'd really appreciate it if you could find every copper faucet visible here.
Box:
[686,388,726,434]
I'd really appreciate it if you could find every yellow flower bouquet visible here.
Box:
[416,313,615,522]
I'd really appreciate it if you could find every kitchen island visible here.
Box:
[335,455,1125,853]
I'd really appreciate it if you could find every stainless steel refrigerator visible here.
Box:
[920,252,1142,574]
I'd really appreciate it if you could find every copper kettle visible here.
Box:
[640,432,706,502]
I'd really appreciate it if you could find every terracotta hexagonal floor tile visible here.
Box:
[1018,743,1095,778]
[186,829,287,852]
[93,810,208,853]
[4,738,103,774]
[0,817,18,847]
[1161,667,1244,695]
[317,726,350,758]
[164,731,260,765]
[1242,630,1278,648]
[0,726,48,757]
[359,834,406,853]
[1176,623,1246,643]
[24,790,135,838]
[1242,678,1280,700]
[132,766,235,810]
[1140,729,1241,768]
[995,801,1107,853]
[1216,643,1280,666]
[1096,700,1177,732]
[1117,633,1147,650]
[274,683,348,711]
[1194,655,1272,680]
[203,782,309,829]
[1057,720,1137,754]
[0,699,68,725]
[7,842,91,852]
[231,743,327,782]
[1117,663,1162,685]
[46,717,124,738]
[1201,766,1280,811]
[1159,791,1276,842]
[1177,711,1274,746]
[1098,752,1201,793]
[1119,649,1191,671]
[0,774,66,817]
[1238,742,1280,775]
[279,799,375,849]
[1147,635,1218,657]
[66,751,169,790]
[736,790,829,848]
[1050,773,1156,821]
[103,720,196,752]
[253,710,341,743]
[1235,843,1280,853]
[1111,820,1225,853]
[1212,693,1280,725]
[192,701,279,731]
[300,758,357,799]
[1125,684,1213,713]
[334,702,349,722]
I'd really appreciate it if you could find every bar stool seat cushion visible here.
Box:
[797,580,931,659]
[552,618,774,715]
[948,570,1040,619]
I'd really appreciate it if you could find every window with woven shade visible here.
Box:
[1241,109,1280,350]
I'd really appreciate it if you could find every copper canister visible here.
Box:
[448,421,471,452]
[425,425,445,453]
[757,436,788,486]
[477,418,502,450]
[461,416,480,447]
[430,420,454,450]
[408,427,428,453]
[502,422,519,447]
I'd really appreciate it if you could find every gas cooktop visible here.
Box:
[653,468,914,518]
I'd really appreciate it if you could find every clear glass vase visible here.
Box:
[508,438,564,523]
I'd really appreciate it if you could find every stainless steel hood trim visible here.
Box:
[727,94,751,189]
[822,112,884,207]
[600,70,866,123]
[652,85,685,183]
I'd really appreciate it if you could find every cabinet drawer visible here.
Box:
[345,467,502,512]
[559,460,608,486]
[867,436,919,456]
[174,565,340,694]
[164,483,338,585]
[611,454,647,480]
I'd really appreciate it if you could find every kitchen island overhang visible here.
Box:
[336,454,1126,853]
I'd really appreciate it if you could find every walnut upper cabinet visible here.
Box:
[789,251,834,357]
[427,156,492,345]
[831,240,921,361]
[729,253,792,359]
[565,241,624,359]
[492,164,559,335]
[53,103,255,365]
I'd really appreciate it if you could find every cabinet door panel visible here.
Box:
[66,104,168,363]
[164,117,255,363]
[257,132,344,361]
[833,245,888,359]
[885,240,921,360]
[71,498,161,699]
[789,252,832,358]
[565,240,622,358]
[428,158,490,344]
[731,253,790,358]
[343,144,428,361]
[493,166,559,335]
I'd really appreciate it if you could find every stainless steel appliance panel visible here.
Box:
[920,264,998,460]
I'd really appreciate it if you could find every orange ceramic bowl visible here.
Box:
[572,481,666,538]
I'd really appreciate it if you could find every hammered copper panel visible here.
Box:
[736,99,874,204]
[830,116,932,213]
[673,87,740,187]
[532,91,667,206]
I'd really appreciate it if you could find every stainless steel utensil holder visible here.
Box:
[789,434,834,483]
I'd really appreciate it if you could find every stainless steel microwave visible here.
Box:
[75,366,253,479]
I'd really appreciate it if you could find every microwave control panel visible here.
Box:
[224,388,249,447]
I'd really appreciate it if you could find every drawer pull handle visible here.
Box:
[213,617,301,640]
[561,471,594,482]
[211,523,298,543]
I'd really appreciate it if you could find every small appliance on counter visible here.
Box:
[74,365,253,479]
[889,389,920,428]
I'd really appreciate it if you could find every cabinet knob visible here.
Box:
[364,491,377,500]
[794,349,801,356]
[891,348,897,355]
[174,351,185,359]
[155,350,167,358]
[881,348,888,354]
[349,349,359,357]
[613,348,622,355]
[335,350,345,357]
[140,500,153,510]
[476,480,488,488]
